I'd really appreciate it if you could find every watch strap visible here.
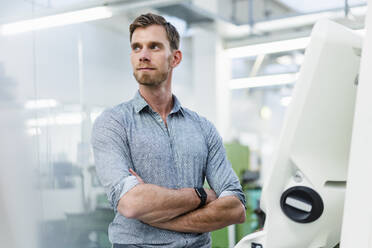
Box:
[194,187,207,209]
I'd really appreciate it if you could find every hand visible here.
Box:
[129,168,145,184]
[205,188,217,204]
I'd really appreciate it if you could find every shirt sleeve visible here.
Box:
[91,109,140,212]
[202,118,246,207]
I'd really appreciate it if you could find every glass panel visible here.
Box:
[0,2,135,247]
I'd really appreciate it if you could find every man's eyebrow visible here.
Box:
[131,42,143,48]
[149,41,164,47]
[131,41,165,49]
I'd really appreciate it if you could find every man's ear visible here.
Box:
[171,50,182,68]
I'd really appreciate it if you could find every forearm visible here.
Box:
[148,195,246,233]
[118,184,201,223]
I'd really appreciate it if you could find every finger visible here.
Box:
[129,168,138,176]
[129,168,144,184]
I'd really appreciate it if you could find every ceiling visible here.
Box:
[277,0,366,13]
[0,0,368,45]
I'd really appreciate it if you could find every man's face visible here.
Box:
[130,25,174,86]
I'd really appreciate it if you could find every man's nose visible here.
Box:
[139,48,150,62]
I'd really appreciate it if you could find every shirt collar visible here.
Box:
[170,95,185,116]
[133,90,184,116]
[133,91,149,113]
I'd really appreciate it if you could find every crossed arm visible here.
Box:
[117,169,246,233]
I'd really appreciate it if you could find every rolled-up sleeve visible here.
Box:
[202,119,246,207]
[91,110,139,212]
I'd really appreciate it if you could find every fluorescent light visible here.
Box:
[27,117,51,127]
[255,12,338,32]
[55,113,83,125]
[229,73,298,89]
[226,23,364,59]
[27,128,41,136]
[25,99,58,109]
[276,55,293,65]
[276,54,305,66]
[226,37,310,58]
[26,113,83,127]
[253,6,367,32]
[0,6,112,35]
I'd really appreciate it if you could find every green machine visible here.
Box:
[211,141,261,248]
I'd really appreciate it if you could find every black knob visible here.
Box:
[280,186,324,223]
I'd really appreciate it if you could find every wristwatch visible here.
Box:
[194,187,207,209]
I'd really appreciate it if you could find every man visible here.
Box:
[91,13,246,248]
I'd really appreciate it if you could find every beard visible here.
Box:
[133,69,169,87]
[133,55,172,86]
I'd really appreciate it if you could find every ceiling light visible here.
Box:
[276,55,293,65]
[26,117,52,127]
[260,106,272,120]
[26,113,83,127]
[253,6,367,33]
[226,24,364,59]
[229,73,298,89]
[26,128,42,136]
[226,37,310,59]
[0,6,112,35]
[55,113,83,125]
[24,99,58,109]
[254,12,339,32]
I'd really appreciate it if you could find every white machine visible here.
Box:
[236,19,362,248]
[340,1,372,246]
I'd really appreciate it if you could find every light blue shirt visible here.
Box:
[91,91,246,247]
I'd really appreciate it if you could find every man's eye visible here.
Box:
[151,44,159,49]
[132,46,140,51]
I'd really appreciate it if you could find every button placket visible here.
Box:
[167,115,182,188]
[149,109,167,134]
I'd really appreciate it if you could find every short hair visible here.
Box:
[129,13,180,50]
